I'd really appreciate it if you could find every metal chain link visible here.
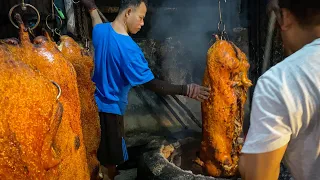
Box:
[81,5,90,50]
[74,3,90,50]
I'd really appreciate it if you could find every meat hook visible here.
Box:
[8,1,40,31]
[46,14,63,36]
[51,81,62,100]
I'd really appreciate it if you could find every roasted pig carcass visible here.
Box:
[2,14,90,179]
[198,35,252,177]
[0,44,62,179]
[59,36,101,178]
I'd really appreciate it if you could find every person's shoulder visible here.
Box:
[120,37,143,54]
[93,22,111,34]
[260,48,304,81]
[262,40,320,82]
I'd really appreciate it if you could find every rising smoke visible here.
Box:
[146,0,242,83]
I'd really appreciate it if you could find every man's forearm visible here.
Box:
[89,9,103,27]
[239,144,288,180]
[143,79,188,96]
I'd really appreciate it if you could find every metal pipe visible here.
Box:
[170,95,202,128]
[97,9,108,22]
[157,94,189,130]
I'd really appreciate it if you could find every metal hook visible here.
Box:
[217,0,224,34]
[9,3,41,30]
[85,38,89,50]
[45,14,63,33]
[51,80,61,100]
[54,28,61,37]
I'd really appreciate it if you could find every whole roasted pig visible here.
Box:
[59,36,101,178]
[198,35,252,177]
[1,14,90,179]
[0,44,62,179]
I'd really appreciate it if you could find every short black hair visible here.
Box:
[278,0,320,27]
[119,0,148,13]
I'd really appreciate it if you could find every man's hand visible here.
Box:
[80,0,97,11]
[81,0,102,27]
[187,83,210,102]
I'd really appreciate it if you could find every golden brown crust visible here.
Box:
[59,35,101,178]
[0,17,90,179]
[200,36,252,177]
[0,53,61,179]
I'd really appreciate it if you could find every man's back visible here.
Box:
[279,39,320,180]
[242,38,320,180]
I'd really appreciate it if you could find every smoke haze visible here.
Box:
[147,0,242,83]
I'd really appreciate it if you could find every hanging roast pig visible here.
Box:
[2,14,90,179]
[59,35,101,179]
[197,35,252,177]
[0,44,63,179]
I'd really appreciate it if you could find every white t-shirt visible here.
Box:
[242,38,320,180]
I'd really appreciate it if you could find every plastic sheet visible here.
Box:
[64,0,76,35]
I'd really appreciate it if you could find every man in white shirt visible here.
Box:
[239,0,320,180]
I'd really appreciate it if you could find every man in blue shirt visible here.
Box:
[81,0,210,179]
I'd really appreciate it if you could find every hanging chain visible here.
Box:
[74,3,91,51]
[74,2,80,37]
[217,0,228,41]
[81,5,90,51]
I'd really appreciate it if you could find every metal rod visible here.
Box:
[171,95,202,128]
[97,9,108,22]
[157,94,189,129]
[52,0,55,20]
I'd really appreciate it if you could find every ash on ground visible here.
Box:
[160,138,293,180]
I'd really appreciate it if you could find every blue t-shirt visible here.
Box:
[92,23,154,115]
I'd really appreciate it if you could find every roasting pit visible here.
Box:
[136,133,293,180]
[137,136,240,180]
